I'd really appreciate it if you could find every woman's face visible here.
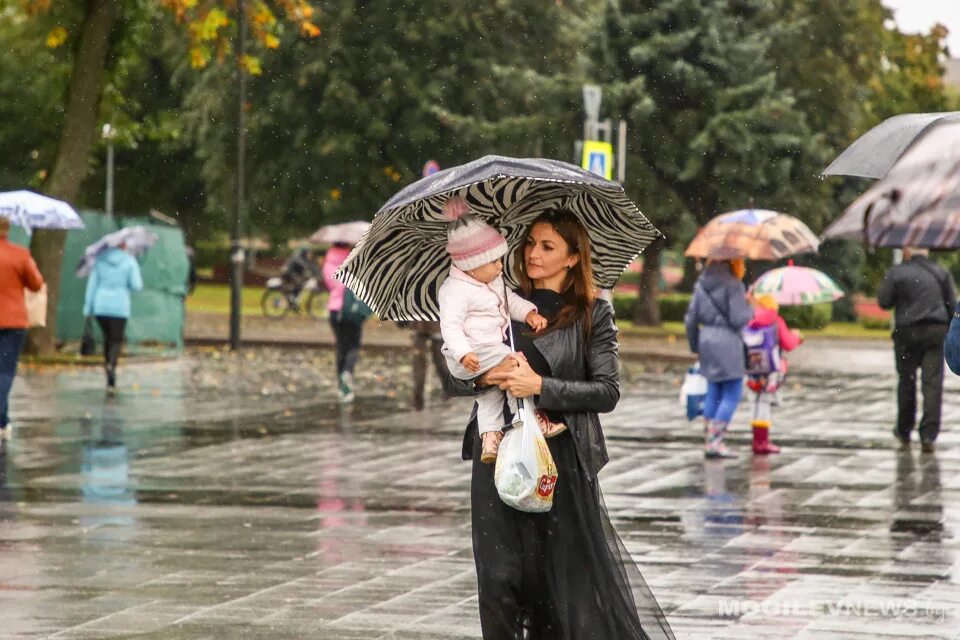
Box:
[524,222,578,283]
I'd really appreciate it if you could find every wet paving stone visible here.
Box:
[1,348,959,638]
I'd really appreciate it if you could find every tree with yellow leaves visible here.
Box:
[22,0,319,355]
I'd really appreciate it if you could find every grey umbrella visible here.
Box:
[822,111,960,179]
[823,120,960,248]
[334,155,660,321]
[76,226,159,277]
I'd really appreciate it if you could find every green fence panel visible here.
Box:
[11,210,188,349]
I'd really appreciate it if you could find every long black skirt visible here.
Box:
[471,428,675,640]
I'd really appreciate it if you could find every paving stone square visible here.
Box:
[1,344,958,639]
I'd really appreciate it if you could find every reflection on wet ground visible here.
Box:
[1,352,959,639]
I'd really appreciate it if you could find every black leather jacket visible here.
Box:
[443,299,620,479]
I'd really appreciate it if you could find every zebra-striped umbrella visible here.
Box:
[335,155,660,321]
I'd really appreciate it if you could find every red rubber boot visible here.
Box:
[751,420,781,455]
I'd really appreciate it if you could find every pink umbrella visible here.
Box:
[750,263,844,306]
[309,221,371,246]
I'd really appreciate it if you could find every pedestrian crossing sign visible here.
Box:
[581,140,613,180]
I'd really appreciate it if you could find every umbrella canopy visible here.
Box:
[76,226,158,278]
[335,155,660,321]
[822,111,960,179]
[822,120,960,248]
[750,265,844,306]
[309,221,371,246]
[684,209,820,261]
[0,190,84,233]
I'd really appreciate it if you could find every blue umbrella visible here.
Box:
[0,190,84,234]
[76,226,158,278]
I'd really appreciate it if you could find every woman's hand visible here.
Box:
[496,352,542,398]
[475,356,519,387]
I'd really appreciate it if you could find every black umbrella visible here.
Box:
[335,155,660,321]
[822,111,960,179]
[823,120,960,248]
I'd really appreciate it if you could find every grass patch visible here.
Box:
[187,283,270,315]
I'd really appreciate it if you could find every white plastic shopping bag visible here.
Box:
[680,362,707,420]
[494,399,558,513]
[25,284,47,328]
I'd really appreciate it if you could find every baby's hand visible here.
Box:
[461,352,480,372]
[795,330,805,344]
[526,311,548,331]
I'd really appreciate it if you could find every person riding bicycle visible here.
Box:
[281,248,321,305]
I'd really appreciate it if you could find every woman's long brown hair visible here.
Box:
[513,209,596,339]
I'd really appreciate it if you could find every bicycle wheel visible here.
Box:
[305,291,327,320]
[261,289,290,320]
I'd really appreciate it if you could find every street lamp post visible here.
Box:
[102,123,115,216]
[229,0,247,351]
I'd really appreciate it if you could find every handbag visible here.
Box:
[340,287,373,324]
[80,316,97,356]
[25,284,47,328]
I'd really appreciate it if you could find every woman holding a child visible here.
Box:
[444,208,675,640]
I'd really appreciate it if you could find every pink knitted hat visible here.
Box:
[445,202,508,271]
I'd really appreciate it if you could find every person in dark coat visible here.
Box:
[684,259,754,458]
[443,210,675,640]
[878,247,956,453]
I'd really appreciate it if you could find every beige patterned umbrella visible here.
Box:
[685,209,820,261]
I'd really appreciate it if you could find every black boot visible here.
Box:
[105,365,116,389]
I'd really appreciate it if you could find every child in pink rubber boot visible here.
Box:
[744,295,803,454]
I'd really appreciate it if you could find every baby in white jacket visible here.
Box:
[439,198,547,463]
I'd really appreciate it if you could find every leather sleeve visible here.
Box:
[537,301,620,413]
[440,367,480,398]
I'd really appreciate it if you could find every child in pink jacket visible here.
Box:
[745,295,803,454]
[438,198,547,463]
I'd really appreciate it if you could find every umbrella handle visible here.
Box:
[503,279,526,415]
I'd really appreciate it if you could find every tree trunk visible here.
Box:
[26,0,119,355]
[633,236,664,326]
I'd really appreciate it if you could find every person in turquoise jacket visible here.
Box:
[83,245,143,390]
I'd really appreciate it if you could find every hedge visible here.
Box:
[779,302,833,330]
[612,292,832,330]
[612,293,692,322]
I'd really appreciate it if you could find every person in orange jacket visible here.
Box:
[0,217,45,439]
[744,295,803,454]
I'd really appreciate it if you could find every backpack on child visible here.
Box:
[742,324,780,375]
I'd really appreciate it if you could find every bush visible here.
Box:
[612,294,635,319]
[779,302,833,330]
[660,293,692,322]
[617,270,642,287]
[860,315,891,331]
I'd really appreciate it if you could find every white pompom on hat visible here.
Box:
[444,199,508,271]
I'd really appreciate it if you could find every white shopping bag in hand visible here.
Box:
[494,399,558,513]
[680,362,707,420]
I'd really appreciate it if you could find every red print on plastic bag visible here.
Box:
[537,475,557,497]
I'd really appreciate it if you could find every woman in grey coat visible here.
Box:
[685,259,754,458]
